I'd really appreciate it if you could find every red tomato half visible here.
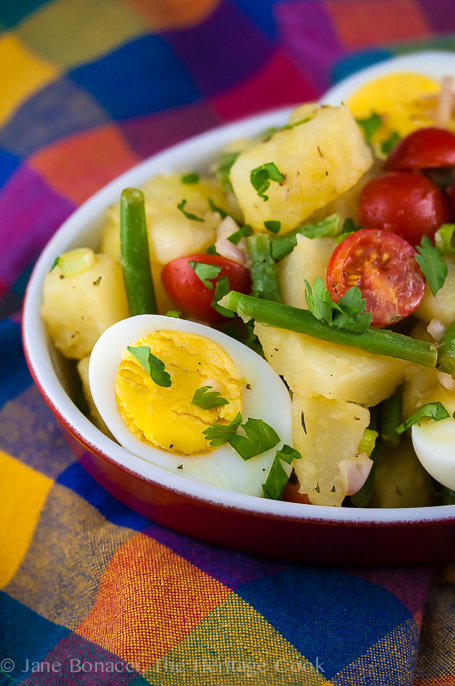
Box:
[161,253,251,323]
[385,127,455,172]
[327,229,425,328]
[358,172,450,244]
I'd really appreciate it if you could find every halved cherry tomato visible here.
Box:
[358,172,450,244]
[282,474,311,504]
[385,127,455,172]
[327,229,425,328]
[161,253,251,323]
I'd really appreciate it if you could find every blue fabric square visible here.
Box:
[164,0,273,97]
[0,78,111,157]
[232,0,279,36]
[331,49,392,85]
[0,149,20,189]
[236,566,413,678]
[69,34,200,121]
[0,320,31,410]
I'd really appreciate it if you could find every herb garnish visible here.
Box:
[127,346,172,387]
[228,224,253,245]
[208,197,228,219]
[49,256,60,272]
[181,173,200,184]
[250,162,284,201]
[216,151,240,193]
[177,199,204,222]
[396,402,450,434]
[415,236,448,295]
[264,220,281,234]
[211,275,235,318]
[435,224,455,254]
[228,417,280,460]
[356,112,382,148]
[192,386,229,410]
[305,277,372,333]
[189,261,221,290]
[203,412,243,446]
[380,131,400,155]
[262,445,302,500]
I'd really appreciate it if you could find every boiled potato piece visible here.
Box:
[230,104,372,233]
[402,364,440,420]
[415,256,455,327]
[370,438,436,508]
[41,253,128,359]
[292,394,370,506]
[101,173,230,265]
[77,357,112,437]
[255,323,408,406]
[279,235,337,308]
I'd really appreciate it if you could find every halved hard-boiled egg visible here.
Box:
[412,389,455,491]
[89,315,292,496]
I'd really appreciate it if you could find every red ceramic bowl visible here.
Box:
[23,52,455,563]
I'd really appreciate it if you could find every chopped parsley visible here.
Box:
[189,261,221,290]
[250,162,284,201]
[262,445,302,500]
[181,173,200,184]
[415,236,448,296]
[435,224,455,254]
[304,277,371,333]
[211,274,235,318]
[177,199,204,222]
[208,197,228,219]
[396,402,450,434]
[356,112,382,148]
[227,224,253,245]
[49,256,60,272]
[203,412,243,446]
[380,131,400,155]
[216,150,240,193]
[206,244,220,256]
[165,310,180,318]
[127,346,171,387]
[264,220,281,234]
[228,417,280,460]
[191,386,229,410]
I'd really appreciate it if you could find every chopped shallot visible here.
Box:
[339,453,373,496]
[437,371,455,392]
[435,76,455,129]
[427,318,446,342]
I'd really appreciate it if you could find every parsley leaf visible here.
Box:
[206,244,220,256]
[435,224,455,254]
[396,401,450,434]
[208,197,228,219]
[415,236,448,296]
[49,256,60,272]
[380,131,400,155]
[191,386,229,409]
[228,417,280,460]
[189,261,221,290]
[127,346,172,387]
[181,173,200,184]
[250,162,284,201]
[228,224,253,245]
[356,112,382,147]
[304,277,371,333]
[165,310,180,318]
[264,220,281,234]
[177,199,204,222]
[216,151,240,193]
[262,444,302,500]
[211,274,235,318]
[203,412,243,446]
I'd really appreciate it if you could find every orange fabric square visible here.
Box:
[75,532,231,671]
[28,125,140,205]
[123,0,219,30]
[326,0,431,50]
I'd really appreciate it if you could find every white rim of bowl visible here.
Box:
[23,51,455,525]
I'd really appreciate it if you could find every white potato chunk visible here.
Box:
[279,235,337,308]
[255,323,408,407]
[41,253,128,359]
[230,104,372,233]
[415,256,455,327]
[292,394,370,506]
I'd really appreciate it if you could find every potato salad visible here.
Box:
[41,72,455,508]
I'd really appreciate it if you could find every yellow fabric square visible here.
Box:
[0,450,53,588]
[18,0,146,69]
[0,33,58,126]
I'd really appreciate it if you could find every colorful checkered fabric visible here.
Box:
[1,1,455,684]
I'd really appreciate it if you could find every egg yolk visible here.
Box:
[115,330,243,455]
[347,72,448,144]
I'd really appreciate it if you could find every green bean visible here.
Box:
[246,234,282,303]
[120,188,157,316]
[270,214,342,261]
[436,321,455,375]
[379,385,402,448]
[223,291,438,367]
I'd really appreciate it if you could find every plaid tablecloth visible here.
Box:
[1,1,455,684]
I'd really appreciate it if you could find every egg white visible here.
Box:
[412,394,455,491]
[89,315,293,496]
